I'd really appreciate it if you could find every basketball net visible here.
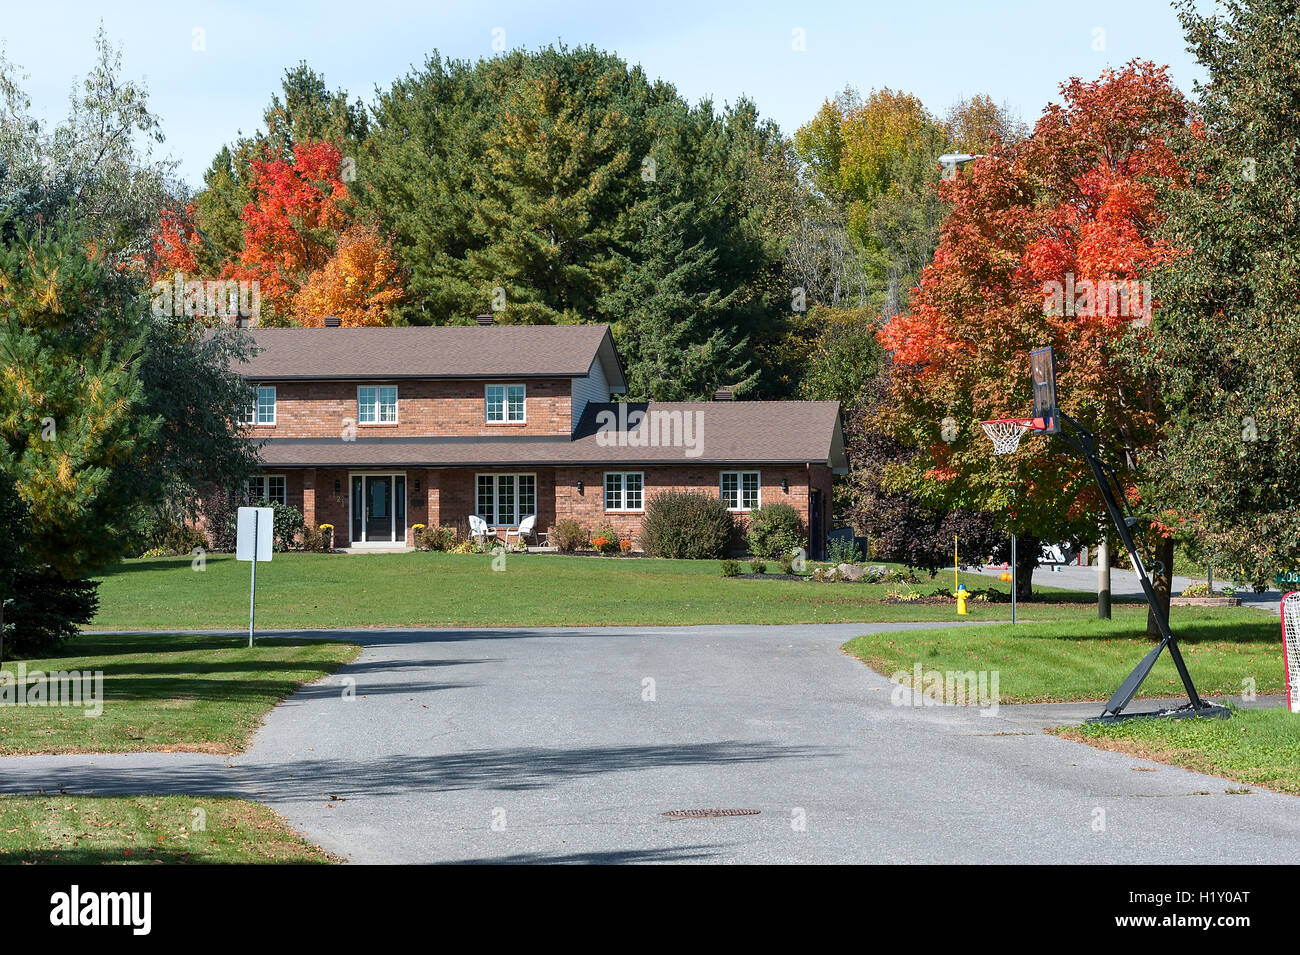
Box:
[981,419,1034,455]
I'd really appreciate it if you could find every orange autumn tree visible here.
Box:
[293,222,405,326]
[145,203,202,281]
[223,140,350,319]
[876,61,1188,586]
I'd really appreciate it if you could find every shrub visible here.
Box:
[200,490,239,552]
[4,568,99,657]
[591,526,620,555]
[1181,582,1212,597]
[551,519,588,554]
[251,500,304,552]
[749,558,767,574]
[301,525,334,552]
[825,536,860,566]
[416,525,457,552]
[720,559,742,577]
[779,557,795,575]
[639,491,734,559]
[133,509,210,558]
[747,503,805,559]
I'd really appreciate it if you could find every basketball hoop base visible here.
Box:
[1086,701,1232,725]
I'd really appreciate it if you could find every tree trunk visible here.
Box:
[1015,535,1039,602]
[1097,536,1111,620]
[1145,535,1175,637]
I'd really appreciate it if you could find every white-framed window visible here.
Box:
[475,473,536,526]
[358,385,398,424]
[485,383,526,423]
[242,385,276,425]
[604,472,644,511]
[244,474,287,506]
[720,470,760,511]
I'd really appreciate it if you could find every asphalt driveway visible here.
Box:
[1,623,1296,864]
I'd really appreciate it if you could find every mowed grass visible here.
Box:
[842,608,1283,703]
[91,552,1123,630]
[0,632,359,755]
[1058,707,1300,795]
[0,795,335,864]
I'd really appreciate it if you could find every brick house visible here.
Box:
[233,322,847,555]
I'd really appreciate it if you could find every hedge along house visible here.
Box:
[233,322,848,555]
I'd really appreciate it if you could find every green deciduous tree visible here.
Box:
[1129,0,1300,587]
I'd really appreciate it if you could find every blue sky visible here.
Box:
[2,0,1206,188]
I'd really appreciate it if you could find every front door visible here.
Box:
[350,473,406,544]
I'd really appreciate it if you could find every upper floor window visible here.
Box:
[605,472,644,512]
[358,385,398,424]
[242,385,276,426]
[720,470,760,511]
[486,384,526,423]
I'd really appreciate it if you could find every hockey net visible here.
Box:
[1284,592,1300,714]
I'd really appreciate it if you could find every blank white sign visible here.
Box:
[236,507,274,562]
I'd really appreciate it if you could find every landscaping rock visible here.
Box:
[837,563,866,582]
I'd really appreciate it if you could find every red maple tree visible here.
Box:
[876,61,1189,551]
[223,140,350,317]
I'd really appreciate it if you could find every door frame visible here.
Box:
[347,470,408,546]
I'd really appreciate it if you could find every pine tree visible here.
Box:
[0,219,158,580]
[602,196,752,400]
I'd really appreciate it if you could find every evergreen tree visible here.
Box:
[601,196,752,400]
[0,219,159,579]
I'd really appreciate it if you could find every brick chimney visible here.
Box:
[324,315,341,327]
[714,386,734,401]
[476,313,494,326]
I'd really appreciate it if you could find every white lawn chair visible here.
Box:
[508,514,547,550]
[468,514,495,545]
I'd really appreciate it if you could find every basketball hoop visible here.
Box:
[980,418,1044,455]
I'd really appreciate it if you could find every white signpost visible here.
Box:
[236,507,274,647]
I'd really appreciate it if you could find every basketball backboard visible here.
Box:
[1030,346,1060,433]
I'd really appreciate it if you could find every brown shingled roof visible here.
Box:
[253,401,847,471]
[235,323,622,383]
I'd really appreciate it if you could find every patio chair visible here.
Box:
[468,514,495,545]
[509,514,548,550]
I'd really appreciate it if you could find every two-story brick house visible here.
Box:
[233,322,847,554]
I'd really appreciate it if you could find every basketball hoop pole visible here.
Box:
[1052,412,1228,722]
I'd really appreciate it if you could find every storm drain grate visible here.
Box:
[661,809,761,819]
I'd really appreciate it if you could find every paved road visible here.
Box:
[1,624,1295,864]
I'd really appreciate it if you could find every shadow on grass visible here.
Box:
[0,847,250,865]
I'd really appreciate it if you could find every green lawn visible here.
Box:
[1058,707,1300,795]
[842,609,1283,703]
[90,551,1130,630]
[0,632,359,755]
[0,795,335,864]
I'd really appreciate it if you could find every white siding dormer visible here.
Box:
[572,357,611,430]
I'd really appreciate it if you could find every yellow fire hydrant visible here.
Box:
[956,584,969,615]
